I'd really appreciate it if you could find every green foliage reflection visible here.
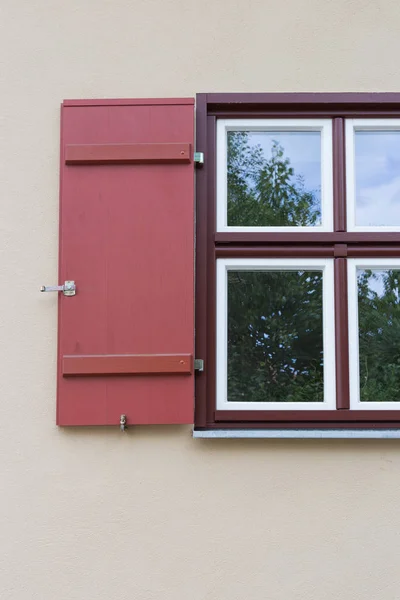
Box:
[228,271,324,403]
[358,270,400,402]
[227,131,320,227]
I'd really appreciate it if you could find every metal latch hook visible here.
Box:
[40,280,76,297]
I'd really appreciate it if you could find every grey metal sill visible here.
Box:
[193,429,400,439]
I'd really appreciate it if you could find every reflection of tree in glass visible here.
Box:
[227,133,324,403]
[228,271,323,403]
[227,131,320,227]
[358,270,400,402]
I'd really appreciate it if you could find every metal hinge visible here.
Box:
[194,152,204,165]
[194,359,204,372]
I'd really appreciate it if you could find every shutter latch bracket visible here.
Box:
[40,280,76,296]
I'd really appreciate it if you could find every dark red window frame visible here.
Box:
[195,92,400,431]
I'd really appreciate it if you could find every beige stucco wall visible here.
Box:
[2,1,400,598]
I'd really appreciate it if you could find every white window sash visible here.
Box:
[346,118,400,232]
[216,258,336,411]
[348,258,400,409]
[216,118,334,233]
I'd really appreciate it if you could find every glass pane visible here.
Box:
[227,131,322,227]
[354,131,400,227]
[227,270,324,403]
[358,269,400,402]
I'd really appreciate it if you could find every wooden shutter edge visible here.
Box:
[63,98,195,107]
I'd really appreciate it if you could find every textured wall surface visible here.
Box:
[2,1,400,598]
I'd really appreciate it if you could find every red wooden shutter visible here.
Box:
[57,98,195,425]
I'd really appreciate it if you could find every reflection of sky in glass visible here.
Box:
[355,131,400,226]
[357,269,385,296]
[249,131,322,205]
[357,269,400,299]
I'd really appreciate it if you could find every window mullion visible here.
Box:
[333,117,346,232]
[334,256,350,409]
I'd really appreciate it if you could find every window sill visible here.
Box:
[193,429,400,439]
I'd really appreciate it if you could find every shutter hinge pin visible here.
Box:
[194,152,204,165]
[120,414,127,432]
[194,359,204,372]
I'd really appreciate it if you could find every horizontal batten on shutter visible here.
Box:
[63,354,193,376]
[65,143,192,165]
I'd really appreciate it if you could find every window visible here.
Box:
[195,93,400,431]
[216,258,336,411]
[216,119,333,232]
[346,119,400,231]
[348,259,400,410]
